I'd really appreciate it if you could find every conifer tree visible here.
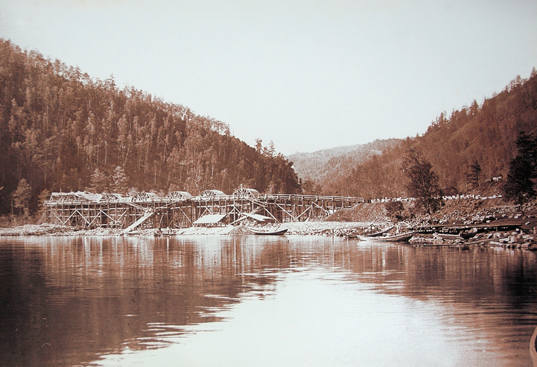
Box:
[112,166,128,194]
[89,168,109,193]
[467,161,482,190]
[13,178,32,217]
[502,132,537,205]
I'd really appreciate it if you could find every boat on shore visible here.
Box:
[248,227,288,236]
[347,226,394,239]
[366,226,395,237]
[357,231,415,242]
[433,233,464,240]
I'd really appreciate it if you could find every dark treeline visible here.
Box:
[0,39,300,216]
[324,69,537,200]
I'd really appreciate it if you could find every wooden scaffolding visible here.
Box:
[44,189,363,231]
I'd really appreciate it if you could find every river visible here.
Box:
[0,235,536,366]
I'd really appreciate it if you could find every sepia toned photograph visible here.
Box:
[0,0,536,366]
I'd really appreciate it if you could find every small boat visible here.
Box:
[248,227,288,236]
[430,231,476,240]
[347,226,394,239]
[408,233,463,245]
[367,226,395,237]
[434,233,463,240]
[357,232,415,242]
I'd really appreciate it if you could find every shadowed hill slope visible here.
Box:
[307,70,537,200]
[0,39,300,215]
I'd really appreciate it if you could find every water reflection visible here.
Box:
[0,236,535,366]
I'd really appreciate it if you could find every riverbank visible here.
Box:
[0,221,373,237]
[1,198,536,250]
[328,197,537,250]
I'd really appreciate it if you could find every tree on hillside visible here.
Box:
[323,69,537,199]
[0,40,301,216]
[385,201,405,221]
[401,149,442,214]
[36,189,50,221]
[301,179,323,195]
[88,168,109,193]
[467,161,482,190]
[13,178,32,217]
[112,166,129,194]
[512,131,537,169]
[502,132,537,205]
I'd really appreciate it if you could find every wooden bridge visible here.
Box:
[44,188,363,231]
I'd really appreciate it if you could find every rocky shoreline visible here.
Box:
[1,198,536,251]
[329,197,537,250]
[0,221,373,237]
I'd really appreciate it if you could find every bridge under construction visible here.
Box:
[44,188,363,232]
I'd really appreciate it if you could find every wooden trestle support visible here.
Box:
[44,189,363,231]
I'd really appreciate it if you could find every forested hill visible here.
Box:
[0,39,300,215]
[322,69,537,200]
[287,139,401,190]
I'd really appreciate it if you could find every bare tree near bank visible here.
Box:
[401,149,442,214]
[502,132,537,206]
[36,189,50,222]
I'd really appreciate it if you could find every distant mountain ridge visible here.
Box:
[289,69,537,200]
[321,70,537,200]
[287,139,402,183]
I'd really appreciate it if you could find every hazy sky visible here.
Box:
[1,0,536,155]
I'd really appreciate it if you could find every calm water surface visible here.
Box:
[0,235,536,366]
